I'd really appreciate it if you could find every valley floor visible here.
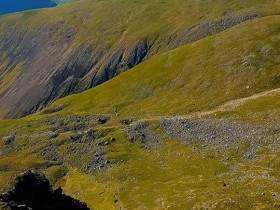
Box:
[1,88,280,209]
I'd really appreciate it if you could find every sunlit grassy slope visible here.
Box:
[0,7,280,210]
[1,0,280,118]
[213,89,280,126]
[41,15,280,119]
[3,0,280,47]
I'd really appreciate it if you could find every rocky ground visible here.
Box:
[1,113,280,209]
[2,114,279,173]
[0,170,89,210]
[160,117,280,159]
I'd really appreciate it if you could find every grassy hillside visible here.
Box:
[0,0,280,118]
[0,14,280,209]
[42,15,280,118]
[212,89,280,126]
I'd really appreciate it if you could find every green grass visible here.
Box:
[212,91,280,126]
[60,128,228,210]
[1,0,280,118]
[0,2,280,209]
[60,129,280,209]
[0,62,23,95]
[1,0,279,49]
[39,15,280,119]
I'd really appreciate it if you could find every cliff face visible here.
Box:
[0,0,279,118]
[0,20,153,118]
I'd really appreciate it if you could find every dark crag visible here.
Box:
[0,171,89,210]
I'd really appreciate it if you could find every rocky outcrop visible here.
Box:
[0,171,89,210]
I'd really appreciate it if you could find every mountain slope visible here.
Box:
[42,15,280,118]
[212,88,280,126]
[0,14,280,209]
[0,0,280,118]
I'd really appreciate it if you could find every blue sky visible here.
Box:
[0,0,57,16]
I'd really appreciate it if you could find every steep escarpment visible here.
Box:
[0,23,152,118]
[0,0,280,118]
